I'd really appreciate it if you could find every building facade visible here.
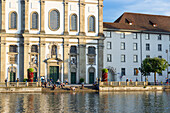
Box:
[0,0,104,84]
[104,12,170,82]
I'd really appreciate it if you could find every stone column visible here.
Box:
[23,37,30,79]
[63,39,69,82]
[79,0,85,36]
[79,38,86,82]
[39,38,46,77]
[40,1,45,34]
[98,0,104,36]
[1,0,6,32]
[64,0,69,35]
[0,37,6,82]
[24,0,29,33]
[19,38,24,81]
[98,39,104,79]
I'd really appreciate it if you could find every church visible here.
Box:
[0,0,104,84]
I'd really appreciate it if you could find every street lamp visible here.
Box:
[166,50,169,79]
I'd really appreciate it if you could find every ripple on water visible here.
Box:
[0,92,169,113]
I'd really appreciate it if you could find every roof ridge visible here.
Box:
[123,12,170,18]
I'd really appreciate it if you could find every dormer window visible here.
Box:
[149,20,157,27]
[129,22,133,25]
[125,18,133,25]
[153,23,157,27]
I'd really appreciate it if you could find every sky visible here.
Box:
[103,0,170,22]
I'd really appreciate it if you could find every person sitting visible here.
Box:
[57,79,60,86]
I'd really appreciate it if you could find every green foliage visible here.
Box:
[140,57,168,74]
[139,57,168,83]
[102,68,108,73]
[23,78,28,82]
[28,68,34,72]
[80,78,84,83]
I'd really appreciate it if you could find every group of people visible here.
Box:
[126,78,138,82]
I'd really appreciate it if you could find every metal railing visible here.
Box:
[0,82,40,87]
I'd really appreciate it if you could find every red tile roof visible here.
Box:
[104,12,170,32]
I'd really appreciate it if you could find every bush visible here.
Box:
[102,68,108,73]
[28,68,34,72]
[80,78,84,83]
[23,78,28,82]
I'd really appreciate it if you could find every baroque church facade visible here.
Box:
[0,0,104,84]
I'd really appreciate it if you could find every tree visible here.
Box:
[139,57,168,84]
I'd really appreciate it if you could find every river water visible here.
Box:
[0,91,169,113]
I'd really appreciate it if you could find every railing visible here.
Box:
[0,82,40,87]
[99,81,147,87]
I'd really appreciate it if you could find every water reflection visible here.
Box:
[0,92,169,113]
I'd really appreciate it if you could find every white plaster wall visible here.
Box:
[86,44,98,84]
[29,0,40,34]
[45,1,64,35]
[85,4,99,36]
[68,2,79,36]
[6,0,21,34]
[5,39,20,81]
[104,31,170,82]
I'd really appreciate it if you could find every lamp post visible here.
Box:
[166,50,169,79]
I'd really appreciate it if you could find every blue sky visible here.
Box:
[103,0,170,22]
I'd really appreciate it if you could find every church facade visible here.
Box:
[0,0,104,84]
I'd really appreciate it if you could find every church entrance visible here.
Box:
[89,72,94,84]
[10,72,16,82]
[71,72,76,84]
[50,66,59,83]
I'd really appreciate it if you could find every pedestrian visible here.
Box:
[126,78,129,82]
[5,79,7,87]
[136,78,138,82]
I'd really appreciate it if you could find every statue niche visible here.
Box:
[51,45,57,58]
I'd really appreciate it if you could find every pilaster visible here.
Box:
[98,39,104,78]
[0,37,6,82]
[98,0,104,36]
[23,37,30,79]
[63,39,69,82]
[79,0,85,36]
[40,1,45,34]
[64,0,69,35]
[40,38,46,77]
[1,0,6,32]
[79,38,86,82]
[24,0,29,33]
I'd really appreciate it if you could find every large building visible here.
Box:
[103,12,170,82]
[0,0,104,84]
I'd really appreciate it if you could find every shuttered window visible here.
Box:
[89,16,95,32]
[49,10,60,30]
[10,12,17,29]
[71,14,77,31]
[31,12,38,29]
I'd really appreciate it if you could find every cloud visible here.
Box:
[104,0,170,22]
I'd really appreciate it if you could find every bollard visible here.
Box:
[36,82,38,87]
[26,82,29,87]
[118,82,121,86]
[17,82,19,87]
[135,82,138,86]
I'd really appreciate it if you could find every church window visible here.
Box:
[88,16,95,32]
[70,14,77,31]
[49,9,60,30]
[9,11,17,29]
[31,12,38,29]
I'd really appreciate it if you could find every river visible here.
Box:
[0,91,169,113]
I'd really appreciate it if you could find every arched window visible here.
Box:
[31,12,38,29]
[70,14,77,31]
[9,12,17,29]
[70,46,77,54]
[49,9,60,30]
[88,16,95,32]
[88,46,95,54]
